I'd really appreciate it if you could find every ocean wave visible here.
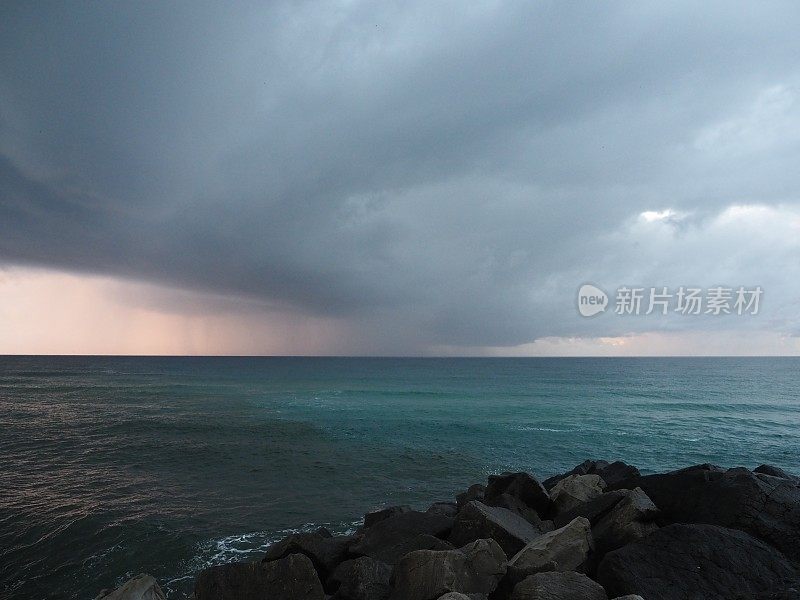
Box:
[161,519,363,596]
[515,426,574,432]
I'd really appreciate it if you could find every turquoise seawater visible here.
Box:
[1,356,798,599]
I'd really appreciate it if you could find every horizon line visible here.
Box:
[1,354,797,359]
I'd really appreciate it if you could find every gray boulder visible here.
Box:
[96,574,166,600]
[510,571,608,600]
[610,596,645,600]
[611,465,800,562]
[591,487,658,555]
[195,554,324,600]
[390,539,507,600]
[449,501,542,557]
[597,523,799,600]
[485,473,551,516]
[550,475,606,514]
[328,556,391,600]
[508,517,593,577]
[351,511,454,564]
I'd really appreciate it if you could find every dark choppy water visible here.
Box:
[1,356,798,599]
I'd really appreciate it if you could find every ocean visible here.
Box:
[1,356,798,599]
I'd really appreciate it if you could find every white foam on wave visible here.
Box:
[162,519,363,595]
[516,426,571,432]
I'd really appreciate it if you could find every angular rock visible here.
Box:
[613,465,800,562]
[381,533,455,565]
[436,594,477,600]
[754,464,799,484]
[390,539,506,600]
[428,502,459,518]
[327,556,391,600]
[595,461,641,488]
[605,462,721,492]
[610,596,645,600]
[195,554,324,600]
[544,460,610,490]
[459,539,507,583]
[550,474,606,514]
[263,531,352,580]
[97,574,166,600]
[552,490,627,529]
[508,517,593,578]
[485,492,551,530]
[448,501,542,557]
[597,523,799,600]
[544,460,639,490]
[457,484,486,509]
[484,473,551,516]
[350,510,454,564]
[510,571,607,600]
[365,505,413,528]
[591,487,658,555]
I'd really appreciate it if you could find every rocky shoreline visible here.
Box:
[98,460,800,600]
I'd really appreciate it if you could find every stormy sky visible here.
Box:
[1,1,800,355]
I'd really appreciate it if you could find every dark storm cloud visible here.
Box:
[2,1,800,350]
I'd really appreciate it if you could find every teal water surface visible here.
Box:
[1,356,798,599]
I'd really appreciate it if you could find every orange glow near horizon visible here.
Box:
[0,266,345,355]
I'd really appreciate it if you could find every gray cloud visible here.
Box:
[2,1,800,351]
